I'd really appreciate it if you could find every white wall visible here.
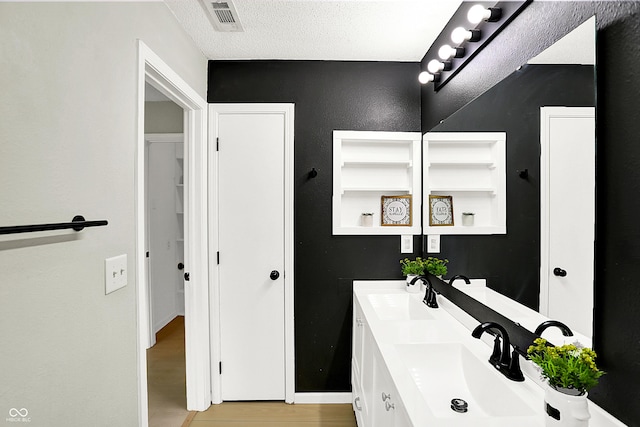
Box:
[0,3,207,426]
[145,101,184,133]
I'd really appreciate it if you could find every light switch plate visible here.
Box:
[427,235,440,253]
[105,254,127,294]
[400,235,413,253]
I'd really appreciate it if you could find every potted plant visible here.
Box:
[527,338,605,426]
[400,257,424,292]
[423,257,448,278]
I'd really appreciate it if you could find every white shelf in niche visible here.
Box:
[333,130,421,235]
[424,132,506,236]
[341,187,413,194]
[342,160,413,167]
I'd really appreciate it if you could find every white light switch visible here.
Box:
[105,254,127,294]
[427,235,440,253]
[401,235,413,253]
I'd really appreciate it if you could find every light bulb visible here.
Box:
[438,45,455,60]
[467,5,489,24]
[438,44,465,60]
[467,4,501,24]
[427,59,445,74]
[451,27,472,44]
[418,71,434,84]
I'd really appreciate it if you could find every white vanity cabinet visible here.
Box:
[352,299,411,427]
[352,299,371,424]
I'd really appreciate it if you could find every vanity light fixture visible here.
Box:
[421,1,531,90]
[467,4,502,24]
[451,27,481,44]
[438,44,465,60]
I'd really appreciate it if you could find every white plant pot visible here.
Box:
[544,384,590,427]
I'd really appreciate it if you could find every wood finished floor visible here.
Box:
[188,402,357,427]
[147,316,191,427]
[149,316,357,427]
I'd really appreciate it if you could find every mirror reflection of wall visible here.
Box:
[426,17,595,337]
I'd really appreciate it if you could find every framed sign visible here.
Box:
[429,195,454,226]
[381,195,412,226]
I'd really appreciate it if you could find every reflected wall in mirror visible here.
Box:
[426,17,595,338]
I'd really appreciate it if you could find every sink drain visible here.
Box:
[451,398,468,413]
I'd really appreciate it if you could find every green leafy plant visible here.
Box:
[423,257,448,277]
[400,257,425,276]
[527,338,605,394]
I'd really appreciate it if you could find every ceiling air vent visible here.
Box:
[200,0,244,32]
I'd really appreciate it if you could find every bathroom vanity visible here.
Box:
[352,281,625,427]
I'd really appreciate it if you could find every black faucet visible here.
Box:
[448,274,471,286]
[472,321,525,382]
[534,320,574,337]
[409,275,438,308]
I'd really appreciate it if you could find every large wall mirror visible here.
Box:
[425,16,596,339]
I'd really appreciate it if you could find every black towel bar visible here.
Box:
[0,215,108,235]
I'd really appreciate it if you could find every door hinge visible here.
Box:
[217,251,220,265]
[219,361,222,374]
[146,251,149,258]
[216,137,219,151]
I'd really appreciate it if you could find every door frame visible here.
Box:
[208,103,295,404]
[539,106,595,317]
[136,41,211,425]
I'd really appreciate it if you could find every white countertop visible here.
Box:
[353,280,625,427]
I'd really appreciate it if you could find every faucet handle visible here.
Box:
[505,349,525,382]
[489,336,502,367]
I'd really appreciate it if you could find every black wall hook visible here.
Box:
[308,168,318,178]
[517,169,529,179]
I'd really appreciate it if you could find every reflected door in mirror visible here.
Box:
[540,106,595,338]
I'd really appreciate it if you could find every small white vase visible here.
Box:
[544,384,590,427]
[405,275,420,293]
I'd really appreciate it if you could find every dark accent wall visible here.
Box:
[421,2,640,425]
[208,61,421,392]
[431,64,594,310]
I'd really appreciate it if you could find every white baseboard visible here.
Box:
[294,392,352,404]
[153,311,179,335]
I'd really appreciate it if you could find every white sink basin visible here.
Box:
[395,343,535,419]
[367,293,434,321]
[376,320,461,343]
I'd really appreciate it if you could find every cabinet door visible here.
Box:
[353,300,365,375]
[371,345,413,427]
[352,365,365,426]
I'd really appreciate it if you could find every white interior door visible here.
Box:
[540,106,595,337]
[214,104,293,400]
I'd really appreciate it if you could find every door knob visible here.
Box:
[553,267,567,277]
[184,272,190,281]
[270,270,280,280]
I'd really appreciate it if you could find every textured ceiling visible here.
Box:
[164,0,462,61]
